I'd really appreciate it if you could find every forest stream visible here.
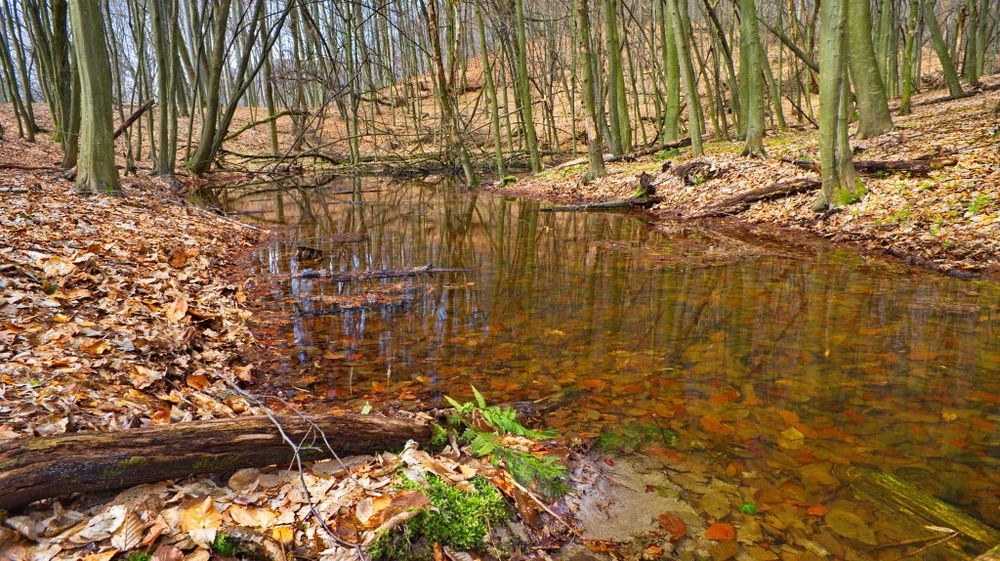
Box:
[210,175,999,560]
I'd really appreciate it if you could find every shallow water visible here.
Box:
[217,176,1000,559]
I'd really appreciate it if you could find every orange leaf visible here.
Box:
[779,410,800,425]
[580,378,608,389]
[700,415,730,434]
[186,374,210,390]
[805,504,829,516]
[165,297,188,323]
[704,523,736,541]
[658,512,687,541]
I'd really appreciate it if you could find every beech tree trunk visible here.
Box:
[815,0,865,211]
[847,0,893,139]
[578,0,606,179]
[69,0,121,195]
[0,414,431,512]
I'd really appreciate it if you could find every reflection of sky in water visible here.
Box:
[219,177,1000,542]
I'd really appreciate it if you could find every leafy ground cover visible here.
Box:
[492,79,1000,278]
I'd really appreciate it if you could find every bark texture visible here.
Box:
[0,413,431,511]
[69,0,120,195]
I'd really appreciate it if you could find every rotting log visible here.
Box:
[782,156,958,175]
[294,264,472,281]
[541,172,660,212]
[0,413,431,512]
[688,177,821,218]
[839,465,1000,555]
[540,196,663,213]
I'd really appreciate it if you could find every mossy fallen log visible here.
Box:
[782,156,958,175]
[687,177,822,218]
[0,413,431,512]
[838,465,1000,555]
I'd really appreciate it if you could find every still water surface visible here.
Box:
[217,177,999,558]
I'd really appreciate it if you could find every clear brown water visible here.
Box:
[215,176,999,559]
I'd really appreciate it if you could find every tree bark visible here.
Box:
[666,0,704,156]
[922,0,964,97]
[577,0,606,179]
[0,414,431,512]
[739,0,767,157]
[690,177,821,217]
[69,0,121,195]
[815,0,865,211]
[848,0,893,139]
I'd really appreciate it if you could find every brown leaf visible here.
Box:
[150,544,184,561]
[111,509,145,550]
[658,512,687,541]
[165,297,188,323]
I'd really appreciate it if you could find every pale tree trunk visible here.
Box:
[900,0,919,115]
[604,0,630,155]
[922,0,964,97]
[659,0,680,142]
[848,0,892,139]
[577,0,605,179]
[187,0,232,175]
[514,0,542,172]
[421,0,477,187]
[814,0,865,212]
[69,0,121,195]
[475,0,506,178]
[739,0,766,157]
[666,0,704,156]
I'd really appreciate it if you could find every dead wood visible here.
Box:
[295,263,472,281]
[0,413,431,511]
[782,156,958,175]
[113,99,156,140]
[688,177,822,218]
[540,172,660,212]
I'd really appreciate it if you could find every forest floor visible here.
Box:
[491,79,1000,278]
[1,77,999,560]
[0,136,610,560]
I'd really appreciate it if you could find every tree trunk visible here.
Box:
[815,0,865,211]
[848,0,893,139]
[186,0,232,175]
[740,0,767,157]
[476,0,506,179]
[0,414,431,512]
[69,0,121,195]
[923,0,964,97]
[666,0,704,156]
[900,0,920,115]
[514,0,542,172]
[577,0,606,179]
[604,0,631,155]
[660,0,680,142]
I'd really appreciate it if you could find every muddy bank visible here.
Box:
[486,81,1000,279]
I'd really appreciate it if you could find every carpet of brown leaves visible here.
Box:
[492,79,1000,277]
[0,136,270,440]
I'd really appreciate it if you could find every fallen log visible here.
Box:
[541,172,661,212]
[113,99,155,140]
[782,156,957,175]
[0,413,431,512]
[839,464,1000,555]
[539,196,663,213]
[295,264,473,281]
[687,177,821,218]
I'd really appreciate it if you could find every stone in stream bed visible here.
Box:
[562,453,707,554]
